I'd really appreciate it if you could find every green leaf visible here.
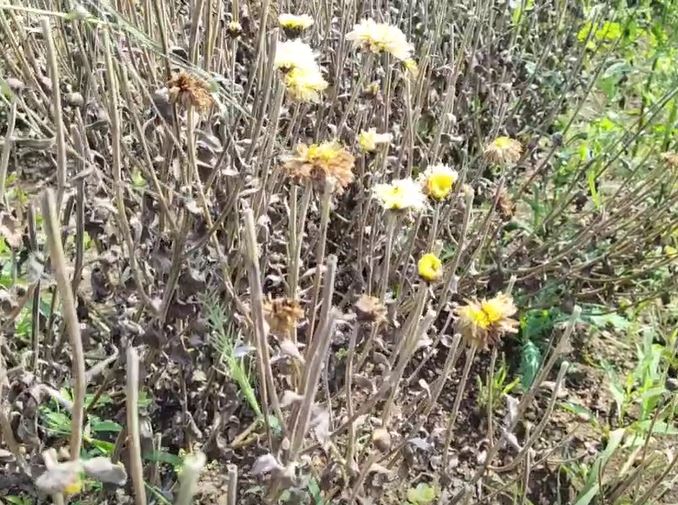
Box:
[91,420,123,433]
[573,429,625,505]
[520,339,542,389]
[407,483,437,504]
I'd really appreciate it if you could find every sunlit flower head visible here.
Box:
[456,292,518,348]
[274,40,317,72]
[419,164,458,200]
[167,71,214,111]
[346,19,413,61]
[279,13,314,37]
[484,136,523,166]
[284,141,355,192]
[264,297,304,335]
[418,253,443,283]
[358,128,393,152]
[373,178,427,211]
[283,66,328,102]
[64,477,82,496]
[354,294,387,324]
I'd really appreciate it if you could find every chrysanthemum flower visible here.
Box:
[279,13,314,37]
[456,292,518,348]
[419,164,458,200]
[354,294,387,323]
[284,141,355,192]
[263,297,304,335]
[357,128,393,152]
[373,178,427,211]
[417,253,443,283]
[346,19,413,61]
[283,66,328,102]
[167,71,214,111]
[274,40,317,72]
[483,136,523,166]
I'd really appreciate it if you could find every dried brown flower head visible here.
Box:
[661,151,678,169]
[354,294,387,323]
[284,141,355,193]
[263,297,304,335]
[495,187,515,221]
[484,136,523,166]
[167,71,214,111]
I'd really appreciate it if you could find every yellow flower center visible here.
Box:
[493,136,512,149]
[307,143,340,162]
[64,478,82,495]
[464,306,492,329]
[427,172,455,200]
[480,299,506,325]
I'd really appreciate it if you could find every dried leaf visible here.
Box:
[279,339,305,363]
[0,212,22,249]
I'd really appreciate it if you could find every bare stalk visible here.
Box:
[126,346,147,505]
[227,464,238,505]
[40,18,67,208]
[0,98,17,206]
[41,189,85,460]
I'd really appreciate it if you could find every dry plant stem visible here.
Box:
[0,403,29,474]
[344,323,359,472]
[0,98,17,206]
[40,18,67,208]
[450,311,580,504]
[486,348,498,447]
[242,208,283,442]
[175,452,207,505]
[307,180,333,343]
[126,347,147,505]
[102,34,159,316]
[41,190,85,460]
[631,452,678,505]
[337,55,374,136]
[349,451,378,504]
[379,213,397,301]
[227,464,238,505]
[291,256,338,456]
[442,343,478,472]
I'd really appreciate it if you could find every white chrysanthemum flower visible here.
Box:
[373,178,427,211]
[358,128,393,152]
[283,66,328,102]
[279,13,314,31]
[274,40,318,71]
[346,19,413,61]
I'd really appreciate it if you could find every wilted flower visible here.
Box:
[484,136,523,166]
[661,151,678,169]
[226,21,242,38]
[456,292,518,348]
[346,19,413,61]
[263,297,304,335]
[354,294,387,323]
[417,253,443,283]
[495,186,515,220]
[373,178,427,211]
[357,128,393,152]
[419,164,458,200]
[284,141,355,192]
[279,13,314,37]
[283,66,328,102]
[274,40,318,72]
[167,71,214,111]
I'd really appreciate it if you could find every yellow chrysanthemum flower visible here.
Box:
[357,128,393,152]
[274,40,317,72]
[283,66,328,102]
[419,164,458,200]
[418,253,443,283]
[279,13,314,33]
[346,19,413,61]
[484,136,523,166]
[373,178,427,211]
[457,292,518,348]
